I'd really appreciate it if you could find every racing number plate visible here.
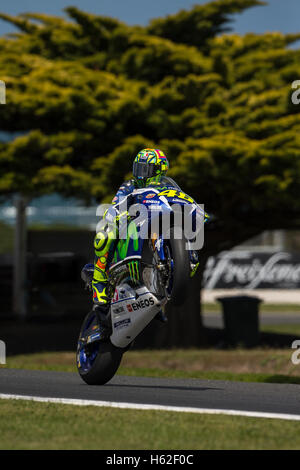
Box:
[158,189,194,203]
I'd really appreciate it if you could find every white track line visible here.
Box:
[1,393,300,421]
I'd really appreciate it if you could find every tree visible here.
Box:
[0,1,299,341]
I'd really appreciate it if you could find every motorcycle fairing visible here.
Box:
[110,283,165,348]
[109,186,196,269]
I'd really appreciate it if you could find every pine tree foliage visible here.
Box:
[0,0,300,247]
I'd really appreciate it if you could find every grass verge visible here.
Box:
[260,324,300,336]
[2,348,300,384]
[1,399,300,450]
[203,303,300,313]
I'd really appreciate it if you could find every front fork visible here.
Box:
[150,235,199,281]
[188,244,200,278]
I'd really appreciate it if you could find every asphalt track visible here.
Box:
[0,369,300,419]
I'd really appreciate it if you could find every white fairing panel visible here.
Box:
[110,284,164,348]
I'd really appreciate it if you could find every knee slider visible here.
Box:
[94,231,108,253]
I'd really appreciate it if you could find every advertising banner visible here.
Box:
[203,251,300,289]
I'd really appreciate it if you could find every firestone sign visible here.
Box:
[203,251,300,289]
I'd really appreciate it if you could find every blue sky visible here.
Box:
[0,0,299,36]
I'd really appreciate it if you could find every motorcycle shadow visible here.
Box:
[101,382,223,393]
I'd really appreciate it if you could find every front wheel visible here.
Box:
[142,226,191,307]
[77,310,124,385]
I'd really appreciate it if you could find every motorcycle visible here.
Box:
[77,185,207,385]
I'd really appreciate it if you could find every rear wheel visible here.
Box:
[77,310,124,385]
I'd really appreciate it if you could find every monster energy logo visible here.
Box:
[128,261,140,281]
[128,260,140,282]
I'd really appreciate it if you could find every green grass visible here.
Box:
[203,303,300,313]
[260,324,300,336]
[1,399,300,450]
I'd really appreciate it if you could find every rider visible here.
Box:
[92,148,182,319]
[92,144,210,326]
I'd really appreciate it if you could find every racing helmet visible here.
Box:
[133,148,169,186]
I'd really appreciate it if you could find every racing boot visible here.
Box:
[91,280,112,338]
